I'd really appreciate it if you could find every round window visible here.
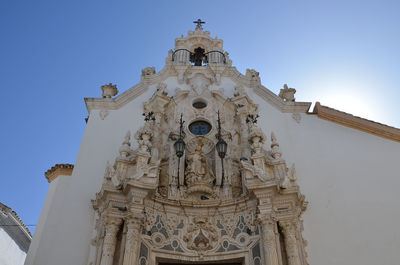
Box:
[189,120,212,135]
[192,100,207,109]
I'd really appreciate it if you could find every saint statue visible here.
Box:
[185,142,214,186]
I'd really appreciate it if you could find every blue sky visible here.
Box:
[1,0,399,233]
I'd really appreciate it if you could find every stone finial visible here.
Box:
[249,126,266,155]
[135,123,153,154]
[270,132,282,160]
[279,84,296,102]
[280,163,297,189]
[245,69,260,82]
[141,67,156,77]
[101,83,118,98]
[119,131,131,158]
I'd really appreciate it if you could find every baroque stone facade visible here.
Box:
[89,25,308,265]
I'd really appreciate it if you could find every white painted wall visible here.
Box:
[0,228,27,265]
[25,75,400,265]
[250,90,400,265]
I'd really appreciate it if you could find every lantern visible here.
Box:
[174,138,186,158]
[216,138,227,159]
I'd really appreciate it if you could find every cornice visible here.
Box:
[253,84,311,113]
[312,102,400,142]
[223,66,311,113]
[45,164,74,183]
[84,65,173,113]
[84,63,312,114]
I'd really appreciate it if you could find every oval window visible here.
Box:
[192,100,207,109]
[189,121,212,135]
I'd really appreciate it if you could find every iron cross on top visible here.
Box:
[193,19,205,30]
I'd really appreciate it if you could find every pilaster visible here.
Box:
[259,216,279,265]
[122,217,143,265]
[100,217,122,265]
[279,221,302,265]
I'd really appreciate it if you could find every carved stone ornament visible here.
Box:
[183,217,218,251]
[101,83,118,98]
[279,84,296,102]
[90,26,309,265]
[141,66,155,77]
[99,109,109,120]
[249,126,266,155]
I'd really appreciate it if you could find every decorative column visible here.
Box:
[100,217,122,265]
[260,217,279,265]
[279,221,302,265]
[122,217,143,265]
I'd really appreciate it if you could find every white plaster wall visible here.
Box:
[250,90,400,265]
[25,86,157,265]
[26,75,400,265]
[0,228,27,265]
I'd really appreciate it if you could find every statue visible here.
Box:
[184,142,216,198]
[185,142,215,186]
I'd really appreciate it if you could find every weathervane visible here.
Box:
[193,19,205,30]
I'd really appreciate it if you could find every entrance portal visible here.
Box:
[158,258,243,265]
[158,262,242,265]
[159,263,242,265]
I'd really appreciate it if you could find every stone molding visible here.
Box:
[84,62,312,115]
[44,164,74,183]
[313,102,400,142]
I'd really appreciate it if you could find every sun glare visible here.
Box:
[309,79,385,124]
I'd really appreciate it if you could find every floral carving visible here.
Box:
[183,217,218,251]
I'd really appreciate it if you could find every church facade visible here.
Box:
[25,23,400,265]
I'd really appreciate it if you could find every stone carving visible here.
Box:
[233,85,245,97]
[245,69,261,85]
[123,217,143,265]
[119,131,132,158]
[135,124,153,155]
[249,126,266,155]
[280,221,302,265]
[292,113,301,123]
[270,132,282,160]
[183,217,218,251]
[279,84,296,102]
[99,109,109,120]
[185,142,215,197]
[101,83,118,98]
[141,67,156,77]
[280,164,297,189]
[259,216,279,265]
[100,218,122,265]
[156,82,168,96]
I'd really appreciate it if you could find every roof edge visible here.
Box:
[0,202,32,238]
[312,102,400,142]
[45,164,74,183]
